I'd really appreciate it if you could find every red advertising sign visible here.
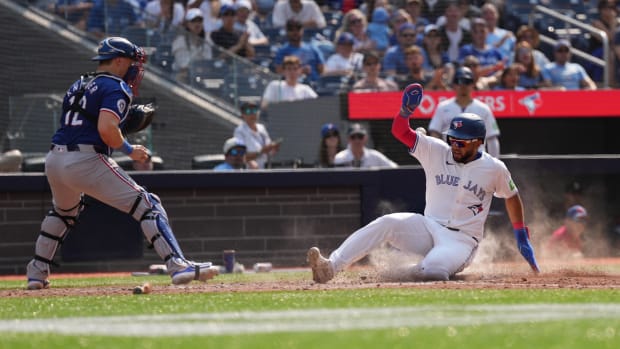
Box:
[348,90,620,119]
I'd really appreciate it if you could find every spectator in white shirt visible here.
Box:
[323,32,364,77]
[261,55,318,108]
[272,0,326,29]
[144,0,185,33]
[234,0,269,46]
[233,101,281,169]
[334,123,398,168]
[187,0,222,33]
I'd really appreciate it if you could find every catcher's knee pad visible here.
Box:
[131,192,185,262]
[33,203,81,269]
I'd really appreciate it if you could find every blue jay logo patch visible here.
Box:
[467,203,483,216]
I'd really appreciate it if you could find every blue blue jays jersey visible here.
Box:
[52,73,133,151]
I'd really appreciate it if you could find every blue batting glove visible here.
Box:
[400,83,423,117]
[514,227,540,273]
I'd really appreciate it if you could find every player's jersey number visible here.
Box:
[64,95,86,126]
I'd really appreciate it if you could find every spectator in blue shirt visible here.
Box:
[541,40,597,91]
[458,17,504,77]
[383,23,418,75]
[87,0,141,39]
[274,19,325,82]
[366,7,391,52]
[213,137,248,171]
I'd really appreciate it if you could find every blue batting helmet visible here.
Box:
[453,66,474,85]
[92,37,143,61]
[446,113,486,141]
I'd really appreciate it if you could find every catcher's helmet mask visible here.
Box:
[92,37,147,96]
[446,112,486,143]
[92,37,143,61]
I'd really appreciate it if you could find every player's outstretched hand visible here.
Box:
[514,227,541,273]
[400,83,423,117]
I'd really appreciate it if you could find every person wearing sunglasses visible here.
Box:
[333,123,397,168]
[233,101,280,169]
[214,137,248,171]
[308,83,540,284]
[540,40,597,91]
[428,66,501,158]
[383,23,420,76]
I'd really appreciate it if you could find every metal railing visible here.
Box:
[529,5,610,88]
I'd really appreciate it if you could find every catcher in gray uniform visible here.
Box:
[26,37,218,290]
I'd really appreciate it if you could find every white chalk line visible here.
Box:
[0,304,618,337]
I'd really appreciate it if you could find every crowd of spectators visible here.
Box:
[42,0,619,98]
[34,0,618,173]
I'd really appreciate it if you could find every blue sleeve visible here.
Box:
[313,45,325,64]
[273,47,287,66]
[576,64,589,82]
[382,49,396,71]
[86,1,103,32]
[541,65,551,81]
[100,81,132,120]
[457,46,470,63]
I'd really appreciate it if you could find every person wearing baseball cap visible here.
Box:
[210,4,255,58]
[383,22,419,76]
[544,205,589,259]
[213,137,248,171]
[323,32,364,76]
[233,0,269,46]
[428,65,501,158]
[540,38,597,90]
[233,101,280,169]
[170,8,213,83]
[273,19,325,82]
[333,123,397,168]
[316,123,343,168]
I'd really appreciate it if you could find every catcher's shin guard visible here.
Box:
[27,204,80,283]
[132,193,186,268]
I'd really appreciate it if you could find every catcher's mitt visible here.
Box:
[122,103,156,135]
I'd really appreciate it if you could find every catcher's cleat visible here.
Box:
[26,278,50,290]
[307,247,334,283]
[171,262,219,285]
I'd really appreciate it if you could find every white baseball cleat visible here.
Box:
[307,247,334,284]
[26,278,50,290]
[171,262,219,285]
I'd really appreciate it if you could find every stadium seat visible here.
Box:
[112,154,165,170]
[313,75,352,96]
[150,43,174,73]
[189,58,230,95]
[263,27,287,45]
[192,154,225,169]
[221,73,270,105]
[121,27,161,48]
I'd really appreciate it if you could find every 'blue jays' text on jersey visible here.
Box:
[52,74,133,151]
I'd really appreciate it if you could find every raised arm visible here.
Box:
[391,83,424,149]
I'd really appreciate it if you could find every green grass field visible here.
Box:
[0,271,618,349]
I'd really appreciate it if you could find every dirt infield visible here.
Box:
[1,258,619,298]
